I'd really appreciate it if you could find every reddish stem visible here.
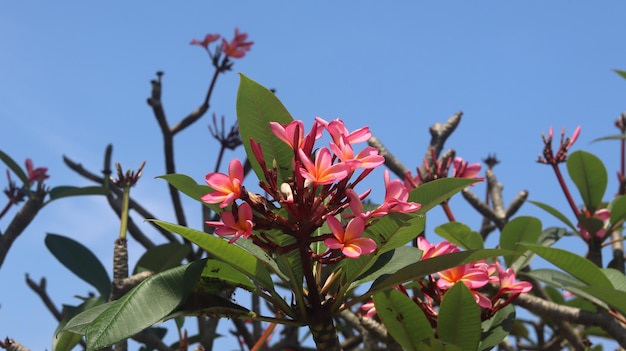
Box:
[552,164,581,217]
[441,201,456,222]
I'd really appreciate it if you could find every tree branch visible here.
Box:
[25,274,62,321]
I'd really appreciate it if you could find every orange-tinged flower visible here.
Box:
[382,171,421,213]
[495,263,533,295]
[324,216,376,258]
[222,28,253,58]
[190,34,221,49]
[329,136,384,170]
[202,158,244,208]
[206,202,254,243]
[298,148,350,186]
[437,263,489,290]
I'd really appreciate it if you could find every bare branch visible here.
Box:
[0,191,46,269]
[0,338,30,351]
[515,294,626,349]
[25,274,62,321]
[421,111,462,175]
[367,135,410,179]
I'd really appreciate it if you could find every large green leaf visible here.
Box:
[434,222,484,250]
[609,195,626,226]
[54,297,105,351]
[363,249,511,302]
[591,134,626,143]
[478,304,515,351]
[157,174,220,212]
[349,246,423,290]
[201,259,257,292]
[133,242,191,274]
[152,220,275,292]
[519,244,612,288]
[615,69,626,80]
[603,268,626,292]
[529,200,577,232]
[413,178,479,215]
[48,186,108,201]
[500,217,542,269]
[83,260,204,349]
[0,149,28,185]
[575,286,626,316]
[438,282,481,351]
[524,269,608,310]
[373,289,433,350]
[63,302,113,335]
[566,150,607,213]
[236,74,294,184]
[45,233,111,297]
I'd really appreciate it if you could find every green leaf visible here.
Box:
[500,217,542,270]
[575,286,626,316]
[350,246,423,290]
[603,268,626,292]
[374,289,433,351]
[236,74,294,184]
[365,249,511,299]
[566,150,607,213]
[45,233,111,297]
[434,222,484,250]
[54,297,105,351]
[609,195,626,225]
[413,178,479,215]
[0,150,28,185]
[84,260,205,349]
[133,242,191,274]
[152,220,275,293]
[529,200,577,232]
[48,186,107,201]
[63,302,113,335]
[478,304,515,351]
[524,269,608,309]
[157,174,210,202]
[591,134,626,143]
[519,243,612,288]
[438,282,481,351]
[202,259,257,292]
[615,69,626,80]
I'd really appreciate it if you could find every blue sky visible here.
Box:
[2,1,626,349]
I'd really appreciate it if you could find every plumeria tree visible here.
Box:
[3,29,626,351]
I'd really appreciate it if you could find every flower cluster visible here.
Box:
[362,236,532,321]
[203,118,421,260]
[190,28,254,59]
[404,148,483,189]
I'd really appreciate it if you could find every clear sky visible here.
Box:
[2,1,626,349]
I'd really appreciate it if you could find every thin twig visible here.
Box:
[25,274,62,321]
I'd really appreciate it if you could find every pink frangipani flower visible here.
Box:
[202,158,244,208]
[298,148,350,186]
[452,157,482,181]
[324,216,376,258]
[329,136,384,170]
[222,28,253,58]
[315,117,371,145]
[578,208,611,240]
[206,202,254,243]
[496,263,533,295]
[436,263,490,290]
[190,34,221,49]
[417,236,459,260]
[25,158,49,183]
[382,170,421,213]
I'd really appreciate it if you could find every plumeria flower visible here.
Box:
[324,216,376,258]
[222,28,253,58]
[298,148,350,186]
[345,188,388,219]
[360,301,377,318]
[25,158,49,184]
[436,262,490,290]
[495,263,533,295]
[206,202,254,243]
[315,117,371,145]
[329,135,384,170]
[578,208,611,240]
[190,34,221,49]
[417,236,459,260]
[382,170,421,213]
[451,157,482,181]
[202,158,244,208]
